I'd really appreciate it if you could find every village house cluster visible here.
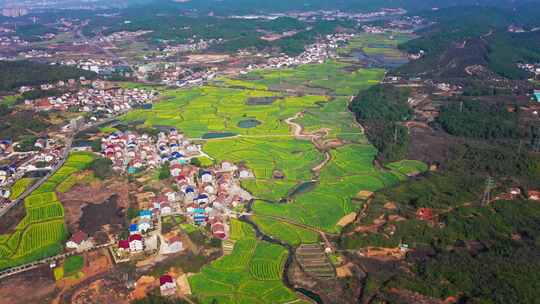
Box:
[0,137,67,206]
[19,49,55,58]
[134,62,218,87]
[60,58,114,74]
[109,129,253,261]
[102,30,153,42]
[0,35,28,47]
[101,129,204,174]
[115,158,253,256]
[517,63,540,78]
[240,33,353,74]
[29,85,157,115]
[158,38,217,56]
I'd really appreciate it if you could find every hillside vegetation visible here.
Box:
[0,61,96,92]
[397,7,540,79]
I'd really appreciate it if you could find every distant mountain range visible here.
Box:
[4,0,540,13]
[125,0,540,14]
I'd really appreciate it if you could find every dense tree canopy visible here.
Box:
[0,61,97,92]
[350,84,412,162]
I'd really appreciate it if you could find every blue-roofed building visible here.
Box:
[129,223,138,234]
[139,210,152,218]
[171,152,183,158]
[195,194,209,204]
[534,90,540,102]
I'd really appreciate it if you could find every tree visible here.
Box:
[14,136,37,152]
[90,158,113,179]
[158,162,171,180]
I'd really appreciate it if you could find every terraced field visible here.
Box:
[9,178,35,200]
[0,152,96,269]
[189,224,308,304]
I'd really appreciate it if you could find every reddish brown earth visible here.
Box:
[0,265,57,304]
[0,202,25,234]
[69,276,130,304]
[58,178,129,234]
[53,249,114,304]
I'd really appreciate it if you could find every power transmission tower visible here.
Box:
[531,126,540,152]
[482,176,495,206]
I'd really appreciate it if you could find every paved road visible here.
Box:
[0,136,73,218]
[0,115,124,218]
[0,242,114,280]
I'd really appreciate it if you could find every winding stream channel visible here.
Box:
[241,200,324,303]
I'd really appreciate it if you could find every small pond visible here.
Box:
[247,96,278,105]
[287,181,318,199]
[201,132,238,139]
[237,119,261,128]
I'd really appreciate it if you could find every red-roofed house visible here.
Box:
[162,235,183,254]
[128,234,143,252]
[66,231,89,249]
[211,222,226,240]
[118,240,130,251]
[159,275,176,296]
[170,164,182,177]
[416,208,434,221]
[528,190,540,201]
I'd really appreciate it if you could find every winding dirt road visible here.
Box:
[284,111,333,173]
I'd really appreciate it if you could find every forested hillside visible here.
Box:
[0,61,97,92]
[397,6,540,79]
[350,84,412,162]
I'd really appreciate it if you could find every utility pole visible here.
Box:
[482,176,495,206]
[532,126,540,152]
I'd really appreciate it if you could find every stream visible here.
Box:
[239,210,324,304]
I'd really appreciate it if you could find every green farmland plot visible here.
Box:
[253,144,407,233]
[9,178,35,200]
[229,219,256,241]
[386,160,429,176]
[0,152,96,270]
[123,86,327,138]
[251,215,319,246]
[239,60,384,96]
[204,137,323,201]
[295,96,368,143]
[337,32,412,57]
[189,225,308,304]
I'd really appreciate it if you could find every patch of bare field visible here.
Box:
[0,265,57,304]
[186,54,230,64]
[59,178,129,234]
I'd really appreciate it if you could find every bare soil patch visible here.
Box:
[0,265,57,304]
[69,276,130,304]
[0,202,25,234]
[59,178,128,235]
[79,195,125,236]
